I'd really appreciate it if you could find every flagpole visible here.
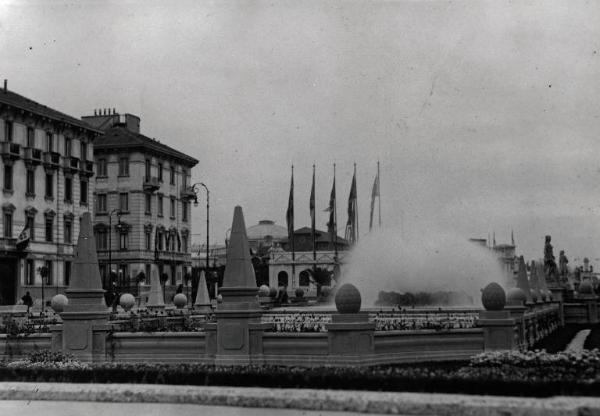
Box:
[354,162,359,242]
[311,164,316,279]
[333,163,338,261]
[377,160,381,228]
[291,165,295,288]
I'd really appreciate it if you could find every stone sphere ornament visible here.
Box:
[481,282,506,311]
[334,283,362,314]
[506,287,527,306]
[173,293,187,309]
[268,287,278,298]
[295,288,304,298]
[119,293,136,312]
[50,294,68,313]
[321,286,331,297]
[258,285,270,297]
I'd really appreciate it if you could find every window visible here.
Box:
[64,219,73,244]
[44,260,53,285]
[80,180,88,204]
[64,137,72,157]
[170,166,175,185]
[145,159,151,178]
[157,195,163,216]
[157,231,164,250]
[182,201,188,222]
[64,261,71,286]
[145,193,152,214]
[119,193,129,212]
[118,157,129,176]
[97,194,107,213]
[45,132,53,152]
[181,169,187,188]
[27,127,35,147]
[80,141,87,161]
[170,197,176,219]
[182,235,188,253]
[26,169,35,196]
[3,212,12,238]
[158,162,163,182]
[96,229,108,250]
[25,259,35,285]
[4,165,13,191]
[45,216,54,242]
[97,158,107,176]
[26,216,35,242]
[145,264,151,285]
[64,177,72,202]
[4,120,13,142]
[299,271,310,286]
[119,231,128,250]
[145,231,151,250]
[45,174,53,198]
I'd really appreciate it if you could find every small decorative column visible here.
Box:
[505,287,527,348]
[58,212,109,362]
[326,283,375,366]
[209,206,269,365]
[477,283,518,351]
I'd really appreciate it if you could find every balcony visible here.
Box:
[23,147,43,165]
[0,142,21,160]
[0,237,17,251]
[143,176,160,192]
[80,160,94,177]
[180,185,196,201]
[62,156,79,173]
[43,151,61,169]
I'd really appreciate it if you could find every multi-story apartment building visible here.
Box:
[83,110,198,300]
[0,82,100,305]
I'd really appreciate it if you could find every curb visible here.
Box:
[1,382,600,415]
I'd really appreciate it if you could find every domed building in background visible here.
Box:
[246,220,288,254]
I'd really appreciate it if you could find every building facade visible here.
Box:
[0,84,100,305]
[84,110,198,301]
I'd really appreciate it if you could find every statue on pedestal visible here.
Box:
[544,235,559,285]
[559,250,569,284]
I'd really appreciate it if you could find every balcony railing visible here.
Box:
[180,185,196,201]
[43,151,61,168]
[23,147,43,164]
[62,156,79,172]
[143,176,160,192]
[0,142,21,160]
[80,160,94,176]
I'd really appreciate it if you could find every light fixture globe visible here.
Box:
[334,283,361,314]
[119,293,136,311]
[173,293,187,309]
[258,285,270,297]
[51,294,68,313]
[481,282,506,311]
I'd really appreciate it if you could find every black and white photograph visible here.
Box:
[1,1,600,414]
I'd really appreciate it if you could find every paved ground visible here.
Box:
[0,400,389,416]
[1,382,600,415]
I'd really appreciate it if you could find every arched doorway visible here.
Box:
[299,270,311,287]
[277,270,288,287]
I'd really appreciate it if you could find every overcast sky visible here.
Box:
[2,0,600,264]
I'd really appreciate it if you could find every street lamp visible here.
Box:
[190,183,211,297]
[108,208,122,290]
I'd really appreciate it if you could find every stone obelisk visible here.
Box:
[58,212,109,362]
[194,270,212,313]
[146,269,165,311]
[207,206,267,364]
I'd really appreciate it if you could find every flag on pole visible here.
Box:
[16,222,31,251]
[310,166,316,250]
[511,229,515,246]
[286,169,294,241]
[369,171,380,231]
[345,169,357,244]
[325,176,336,248]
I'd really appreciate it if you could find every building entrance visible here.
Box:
[0,259,17,305]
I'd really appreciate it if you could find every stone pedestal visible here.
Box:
[505,305,526,348]
[477,310,517,351]
[581,296,599,324]
[326,313,375,362]
[549,287,565,303]
[214,287,269,365]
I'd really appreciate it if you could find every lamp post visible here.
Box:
[108,208,122,290]
[190,183,211,297]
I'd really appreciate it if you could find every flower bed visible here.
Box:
[3,349,600,396]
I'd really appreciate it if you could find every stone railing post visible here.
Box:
[477,283,518,351]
